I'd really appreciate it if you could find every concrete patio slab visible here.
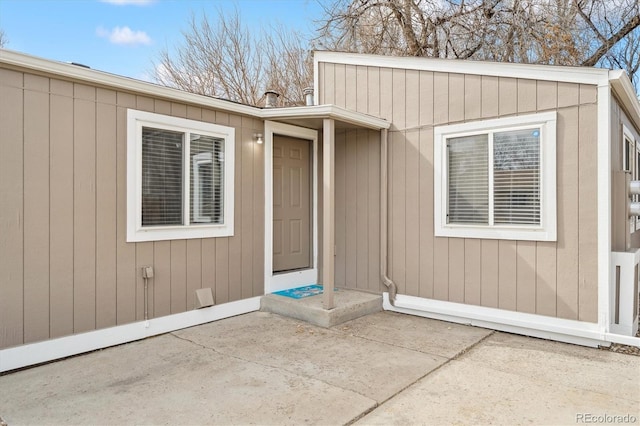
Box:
[174,311,447,402]
[1,311,637,426]
[357,333,640,426]
[0,332,374,425]
[336,310,494,358]
[459,332,640,401]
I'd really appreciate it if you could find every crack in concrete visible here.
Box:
[169,333,257,366]
[344,330,497,426]
[171,325,498,426]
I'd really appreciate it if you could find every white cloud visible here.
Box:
[96,26,152,46]
[100,0,155,5]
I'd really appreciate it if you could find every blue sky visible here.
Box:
[0,0,324,81]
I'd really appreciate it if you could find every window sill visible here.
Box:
[126,224,234,243]
[435,224,556,242]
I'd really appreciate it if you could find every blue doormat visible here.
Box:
[273,284,336,299]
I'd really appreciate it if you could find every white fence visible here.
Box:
[610,250,640,336]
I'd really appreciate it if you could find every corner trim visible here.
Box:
[0,297,261,373]
[597,84,612,335]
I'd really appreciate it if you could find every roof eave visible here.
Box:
[314,51,611,86]
[260,104,390,130]
[0,48,262,117]
[610,70,640,132]
[1,49,390,130]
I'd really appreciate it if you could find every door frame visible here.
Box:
[264,121,319,293]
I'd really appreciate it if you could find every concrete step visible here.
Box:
[260,288,383,328]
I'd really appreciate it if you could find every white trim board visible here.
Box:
[384,293,640,348]
[263,121,319,293]
[261,104,389,130]
[610,70,640,133]
[384,293,609,348]
[314,51,610,85]
[597,85,612,337]
[0,297,261,373]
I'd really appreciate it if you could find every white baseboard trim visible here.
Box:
[605,332,640,347]
[0,297,261,373]
[383,293,615,348]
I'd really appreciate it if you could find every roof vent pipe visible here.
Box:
[303,87,314,106]
[264,90,280,108]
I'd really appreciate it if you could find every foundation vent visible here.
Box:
[195,288,215,309]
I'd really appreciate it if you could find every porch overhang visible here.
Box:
[264,107,388,310]
[261,104,390,131]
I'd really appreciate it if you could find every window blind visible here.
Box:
[493,129,540,225]
[626,136,635,231]
[190,134,225,224]
[448,134,489,224]
[141,127,184,226]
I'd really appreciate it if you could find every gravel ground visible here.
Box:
[608,343,640,356]
[605,324,640,356]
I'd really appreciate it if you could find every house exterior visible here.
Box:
[1,49,639,372]
[315,51,640,346]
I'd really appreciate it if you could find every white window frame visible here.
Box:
[623,124,638,233]
[434,111,557,242]
[636,143,640,232]
[126,109,235,242]
[192,151,214,224]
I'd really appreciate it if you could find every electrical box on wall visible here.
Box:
[142,266,154,279]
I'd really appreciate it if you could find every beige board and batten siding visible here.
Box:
[611,93,640,249]
[300,126,381,293]
[0,65,265,350]
[331,128,382,293]
[318,61,599,323]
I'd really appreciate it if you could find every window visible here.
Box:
[623,135,633,173]
[636,147,640,232]
[434,111,557,241]
[623,124,639,233]
[127,109,234,242]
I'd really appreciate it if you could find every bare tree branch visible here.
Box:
[152,7,311,106]
[581,13,640,66]
[0,29,7,48]
[153,1,640,99]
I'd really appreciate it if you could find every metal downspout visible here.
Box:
[380,128,397,305]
